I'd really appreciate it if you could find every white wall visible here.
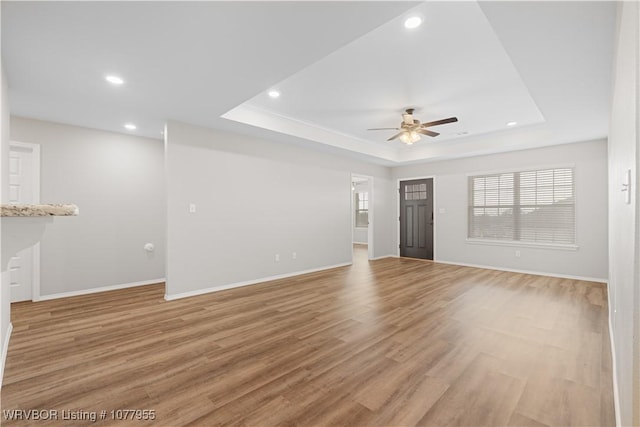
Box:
[165,120,393,299]
[608,2,639,425]
[392,139,608,281]
[353,228,368,244]
[0,64,11,386]
[10,117,165,297]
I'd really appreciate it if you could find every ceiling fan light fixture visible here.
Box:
[399,130,420,144]
[369,109,457,143]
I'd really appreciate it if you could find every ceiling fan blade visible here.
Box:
[387,131,405,141]
[418,129,439,137]
[367,127,399,131]
[421,117,458,128]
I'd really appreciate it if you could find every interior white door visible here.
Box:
[8,142,40,302]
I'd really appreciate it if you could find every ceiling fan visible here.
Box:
[368,108,458,144]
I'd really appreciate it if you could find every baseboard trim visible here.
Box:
[0,322,13,389]
[607,286,622,427]
[433,260,608,283]
[165,262,352,301]
[370,254,395,261]
[38,278,166,301]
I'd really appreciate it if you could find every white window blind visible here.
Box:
[468,167,575,244]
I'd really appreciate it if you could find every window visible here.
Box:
[404,183,427,200]
[355,192,369,228]
[468,167,575,245]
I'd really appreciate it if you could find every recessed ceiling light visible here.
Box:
[268,90,280,99]
[124,123,137,130]
[507,121,518,126]
[404,16,423,29]
[105,75,124,85]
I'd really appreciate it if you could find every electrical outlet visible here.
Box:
[189,203,196,213]
[515,250,521,258]
[292,252,297,260]
[275,254,280,262]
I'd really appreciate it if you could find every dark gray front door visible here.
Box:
[400,178,433,260]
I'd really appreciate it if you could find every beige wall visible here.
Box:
[608,2,639,425]
[10,117,166,297]
[0,64,11,387]
[164,120,394,299]
[392,139,609,281]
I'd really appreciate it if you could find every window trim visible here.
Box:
[466,238,578,251]
[467,164,577,246]
[464,163,576,178]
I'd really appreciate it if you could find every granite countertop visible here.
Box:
[1,204,79,217]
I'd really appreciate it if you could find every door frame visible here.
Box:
[9,141,41,301]
[351,173,374,260]
[397,175,436,259]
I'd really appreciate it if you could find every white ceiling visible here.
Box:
[2,1,616,166]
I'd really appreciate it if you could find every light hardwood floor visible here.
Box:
[2,246,615,426]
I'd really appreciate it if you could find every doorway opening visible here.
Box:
[351,174,374,262]
[398,177,434,260]
[8,141,41,302]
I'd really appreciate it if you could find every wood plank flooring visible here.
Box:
[2,247,615,426]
